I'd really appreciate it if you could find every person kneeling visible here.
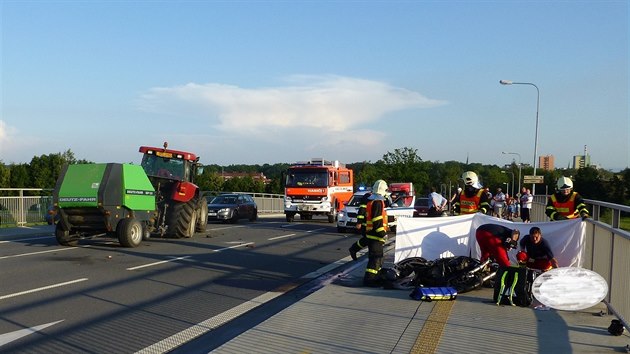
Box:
[518,227,559,272]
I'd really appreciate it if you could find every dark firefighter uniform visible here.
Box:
[363,195,388,286]
[453,186,490,215]
[348,192,372,261]
[545,191,589,221]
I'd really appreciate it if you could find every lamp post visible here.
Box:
[502,151,522,196]
[500,80,540,195]
[501,171,514,197]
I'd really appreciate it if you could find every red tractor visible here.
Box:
[139,142,207,238]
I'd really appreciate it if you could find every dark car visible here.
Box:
[207,194,258,223]
[413,197,430,217]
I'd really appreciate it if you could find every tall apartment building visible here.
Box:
[573,155,591,169]
[538,155,555,171]
[573,145,591,169]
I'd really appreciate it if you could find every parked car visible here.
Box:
[413,197,430,217]
[336,190,370,233]
[207,194,258,223]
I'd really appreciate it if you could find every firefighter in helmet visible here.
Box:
[452,171,490,215]
[545,176,589,221]
[348,191,372,261]
[362,179,389,287]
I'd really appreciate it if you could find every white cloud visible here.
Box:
[138,75,446,134]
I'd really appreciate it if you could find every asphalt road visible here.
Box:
[0,216,359,353]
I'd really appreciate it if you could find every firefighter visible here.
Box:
[348,191,372,261]
[452,171,490,215]
[545,176,589,221]
[363,179,389,287]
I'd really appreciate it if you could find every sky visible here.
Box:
[1,0,628,171]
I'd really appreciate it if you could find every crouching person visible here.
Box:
[475,224,520,267]
[518,227,559,272]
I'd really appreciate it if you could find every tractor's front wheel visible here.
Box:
[195,197,208,232]
[117,218,143,248]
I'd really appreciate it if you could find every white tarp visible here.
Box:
[395,214,585,267]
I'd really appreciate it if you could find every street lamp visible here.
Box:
[502,151,522,196]
[500,80,540,195]
[501,171,514,197]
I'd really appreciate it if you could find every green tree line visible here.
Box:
[1,147,629,205]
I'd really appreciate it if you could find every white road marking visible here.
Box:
[0,246,91,260]
[207,225,245,231]
[306,228,326,233]
[135,291,284,354]
[0,279,88,300]
[213,242,254,252]
[0,236,54,244]
[268,233,296,240]
[126,256,191,271]
[0,320,64,347]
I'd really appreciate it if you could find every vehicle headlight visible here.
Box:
[338,211,345,218]
[321,196,328,202]
[218,208,230,214]
[284,196,292,202]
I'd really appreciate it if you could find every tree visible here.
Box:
[0,163,10,188]
[574,167,606,199]
[9,164,29,189]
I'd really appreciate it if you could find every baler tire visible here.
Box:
[117,218,143,248]
[195,198,208,232]
[55,222,78,247]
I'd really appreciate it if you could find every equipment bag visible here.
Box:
[493,266,535,307]
[410,286,458,302]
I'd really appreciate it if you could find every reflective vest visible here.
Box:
[550,192,579,219]
[459,189,484,214]
[366,199,387,240]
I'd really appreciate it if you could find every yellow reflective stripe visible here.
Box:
[372,215,383,222]
[367,235,385,242]
[365,268,379,274]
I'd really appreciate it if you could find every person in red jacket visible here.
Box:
[475,224,520,267]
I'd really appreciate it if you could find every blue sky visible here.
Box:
[1,1,628,171]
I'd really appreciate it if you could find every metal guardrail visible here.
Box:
[203,191,285,214]
[530,195,630,330]
[0,189,285,227]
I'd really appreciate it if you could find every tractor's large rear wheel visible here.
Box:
[117,218,143,248]
[195,197,208,232]
[55,222,78,247]
[165,199,197,238]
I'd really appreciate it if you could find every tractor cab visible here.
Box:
[139,142,199,183]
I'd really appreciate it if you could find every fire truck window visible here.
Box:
[339,172,350,184]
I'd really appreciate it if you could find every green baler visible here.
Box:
[53,163,156,247]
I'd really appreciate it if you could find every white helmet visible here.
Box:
[372,179,389,197]
[556,176,573,191]
[462,171,479,187]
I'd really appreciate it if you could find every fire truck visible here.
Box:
[284,158,353,222]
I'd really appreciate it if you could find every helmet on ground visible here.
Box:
[516,251,529,264]
[462,171,479,187]
[556,176,573,191]
[372,179,389,197]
